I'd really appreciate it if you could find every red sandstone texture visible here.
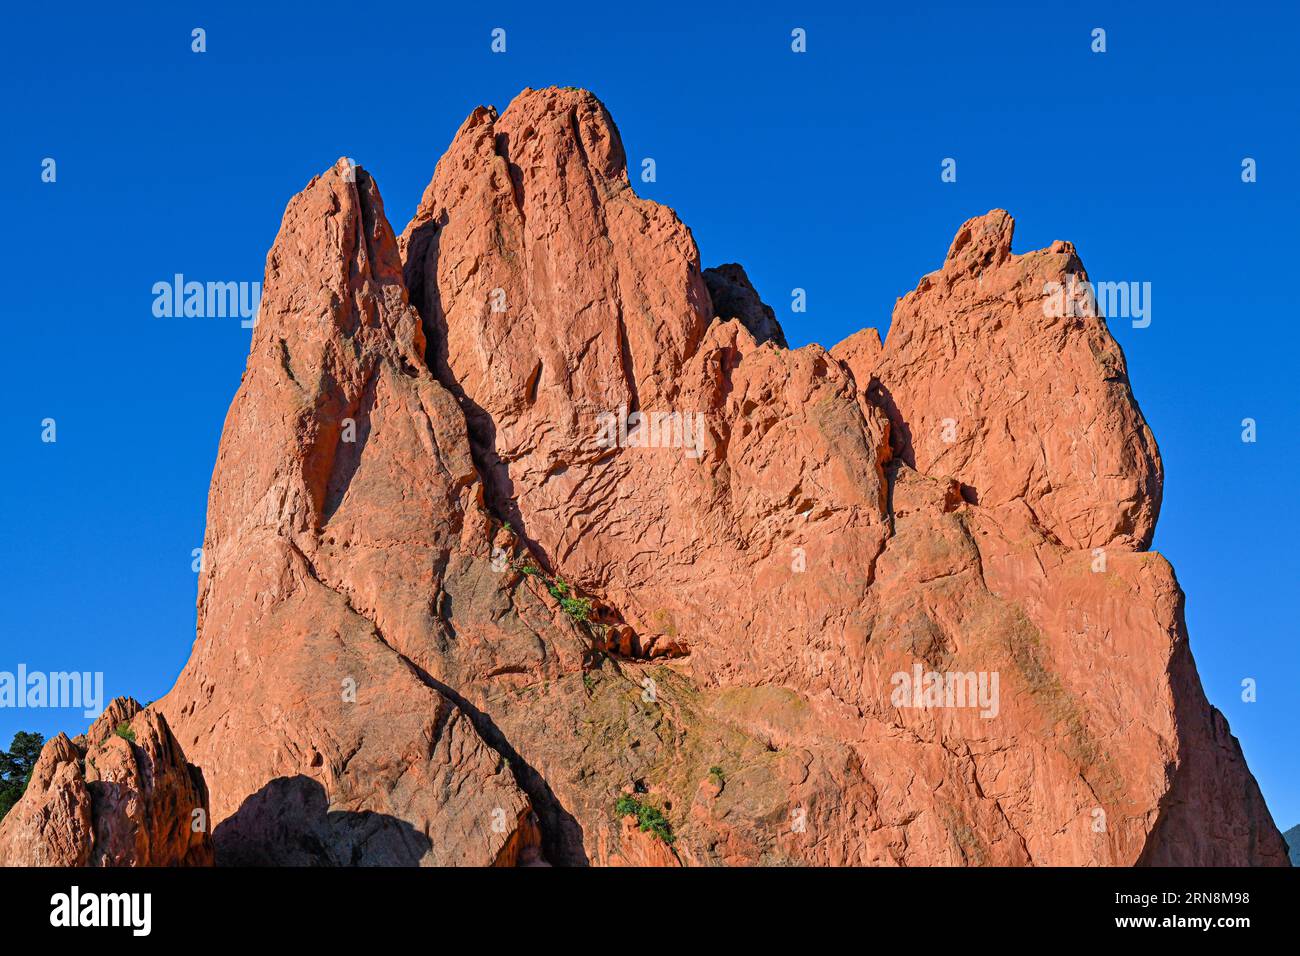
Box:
[2,87,1286,867]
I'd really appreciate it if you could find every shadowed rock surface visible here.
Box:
[703,263,788,348]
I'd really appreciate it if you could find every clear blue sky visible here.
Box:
[2,2,1296,832]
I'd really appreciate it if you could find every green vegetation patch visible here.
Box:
[614,794,675,845]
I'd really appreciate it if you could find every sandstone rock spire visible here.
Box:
[8,88,1281,868]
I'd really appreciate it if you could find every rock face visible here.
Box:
[0,698,212,866]
[21,86,1271,867]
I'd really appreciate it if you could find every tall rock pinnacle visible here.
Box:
[155,158,541,864]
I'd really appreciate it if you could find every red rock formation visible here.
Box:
[858,210,1163,552]
[0,698,212,866]
[12,86,1275,868]
[398,88,893,694]
[154,159,542,865]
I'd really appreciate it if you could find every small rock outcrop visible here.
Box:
[0,698,212,866]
